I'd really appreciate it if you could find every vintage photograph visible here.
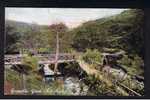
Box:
[4,8,144,96]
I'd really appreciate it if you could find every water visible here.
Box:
[64,77,88,95]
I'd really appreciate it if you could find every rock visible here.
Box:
[64,77,88,95]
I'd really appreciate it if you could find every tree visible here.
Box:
[5,25,21,53]
[49,23,68,79]
[71,9,144,58]
[17,24,53,54]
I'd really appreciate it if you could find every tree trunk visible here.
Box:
[54,32,59,80]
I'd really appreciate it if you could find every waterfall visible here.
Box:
[43,64,54,76]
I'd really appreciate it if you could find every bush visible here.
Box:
[84,75,118,96]
[131,55,144,75]
[38,48,51,53]
[82,49,102,64]
[5,68,20,89]
[22,54,39,71]
[118,54,144,76]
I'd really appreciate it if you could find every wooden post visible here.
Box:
[19,73,22,89]
[22,74,26,90]
[20,72,26,91]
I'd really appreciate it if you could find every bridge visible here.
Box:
[5,53,75,65]
[5,54,142,96]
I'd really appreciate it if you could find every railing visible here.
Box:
[5,54,75,64]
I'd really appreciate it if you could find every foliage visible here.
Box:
[5,68,69,95]
[5,9,144,96]
[120,76,144,95]
[26,73,44,91]
[71,9,144,58]
[37,48,51,53]
[118,54,144,76]
[5,68,20,89]
[22,54,39,71]
[49,23,73,53]
[5,25,21,53]
[5,9,144,57]
[84,75,118,96]
[82,49,102,64]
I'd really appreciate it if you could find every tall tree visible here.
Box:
[49,23,68,78]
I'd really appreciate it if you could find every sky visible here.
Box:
[5,8,127,28]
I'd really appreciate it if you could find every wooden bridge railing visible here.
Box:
[5,53,75,64]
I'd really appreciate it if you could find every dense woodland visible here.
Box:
[5,9,144,96]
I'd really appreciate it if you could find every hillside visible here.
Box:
[5,20,49,34]
[5,20,50,53]
[72,9,144,58]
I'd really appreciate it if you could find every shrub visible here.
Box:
[22,54,39,71]
[82,49,102,64]
[84,75,118,96]
[5,68,20,89]
[118,54,143,76]
[38,48,51,53]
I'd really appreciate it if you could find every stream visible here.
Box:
[42,62,89,95]
[63,77,88,95]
